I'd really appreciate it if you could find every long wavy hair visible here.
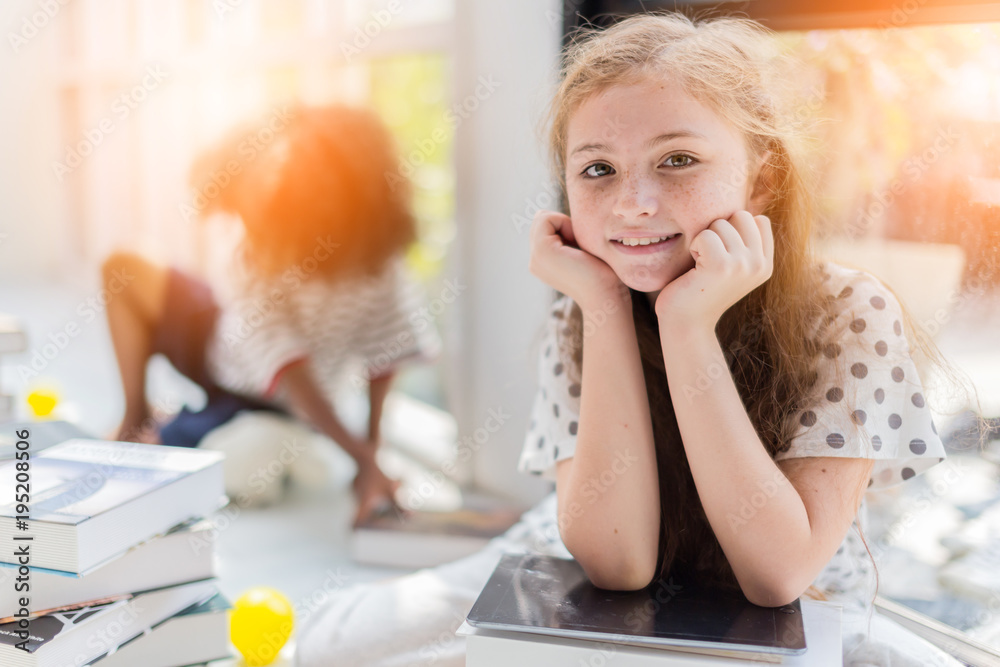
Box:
[190,104,416,281]
[547,13,868,599]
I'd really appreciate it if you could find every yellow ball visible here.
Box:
[26,388,59,418]
[230,587,294,666]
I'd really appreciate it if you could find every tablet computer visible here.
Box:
[466,553,807,657]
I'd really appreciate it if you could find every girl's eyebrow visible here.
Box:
[569,129,707,157]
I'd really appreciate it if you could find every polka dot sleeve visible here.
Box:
[518,297,582,481]
[777,263,947,490]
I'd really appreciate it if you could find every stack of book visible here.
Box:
[0,437,232,666]
[458,553,844,666]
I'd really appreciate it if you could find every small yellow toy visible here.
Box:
[26,386,60,418]
[230,587,295,666]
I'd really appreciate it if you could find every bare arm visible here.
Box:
[367,372,394,445]
[659,325,872,606]
[277,360,375,469]
[555,292,661,591]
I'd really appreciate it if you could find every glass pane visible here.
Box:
[782,23,1000,651]
[368,52,453,407]
[369,52,454,278]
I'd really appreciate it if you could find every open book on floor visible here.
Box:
[461,553,831,664]
[350,492,523,569]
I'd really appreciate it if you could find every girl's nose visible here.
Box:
[612,172,659,219]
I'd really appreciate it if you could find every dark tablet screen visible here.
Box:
[466,553,807,656]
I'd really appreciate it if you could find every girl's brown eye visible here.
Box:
[665,154,694,168]
[583,163,613,178]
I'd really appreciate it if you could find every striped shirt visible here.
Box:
[204,255,441,404]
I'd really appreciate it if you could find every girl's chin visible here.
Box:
[617,270,676,295]
[613,256,692,295]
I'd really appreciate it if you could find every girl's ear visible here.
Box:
[747,150,775,216]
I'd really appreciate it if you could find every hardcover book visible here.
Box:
[85,592,231,667]
[0,579,216,667]
[0,519,215,621]
[0,439,224,573]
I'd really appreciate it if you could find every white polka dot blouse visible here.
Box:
[516,261,947,605]
[518,261,946,488]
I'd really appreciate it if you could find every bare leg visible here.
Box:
[102,252,168,442]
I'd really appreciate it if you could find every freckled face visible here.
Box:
[565,77,758,293]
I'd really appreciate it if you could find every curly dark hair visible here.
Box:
[190,104,416,280]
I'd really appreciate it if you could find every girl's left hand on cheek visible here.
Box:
[654,210,773,333]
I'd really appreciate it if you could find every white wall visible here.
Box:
[449,0,562,505]
[0,1,76,285]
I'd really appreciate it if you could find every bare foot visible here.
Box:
[110,413,162,444]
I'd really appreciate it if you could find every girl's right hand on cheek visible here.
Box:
[529,210,624,310]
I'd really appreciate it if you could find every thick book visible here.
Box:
[0,519,215,621]
[0,579,217,667]
[85,592,231,667]
[0,439,224,573]
[464,554,812,662]
[350,493,523,569]
[459,599,843,666]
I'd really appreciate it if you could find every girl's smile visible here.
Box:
[611,233,682,254]
[564,76,767,294]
